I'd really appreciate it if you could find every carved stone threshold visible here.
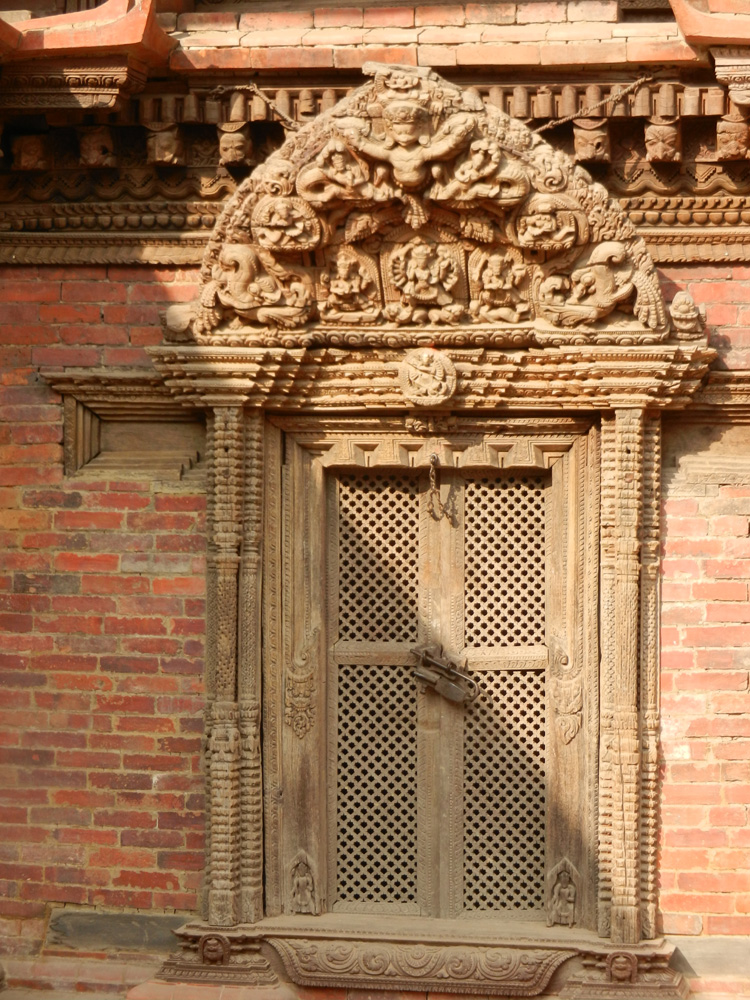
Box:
[146,918,687,999]
[146,343,714,412]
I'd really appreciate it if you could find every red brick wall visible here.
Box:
[658,265,750,960]
[0,265,207,958]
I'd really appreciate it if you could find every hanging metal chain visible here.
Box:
[207,82,300,132]
[427,454,452,522]
[533,75,654,134]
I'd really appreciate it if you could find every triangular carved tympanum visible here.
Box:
[167,63,673,351]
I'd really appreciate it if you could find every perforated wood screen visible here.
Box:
[464,476,546,647]
[336,663,419,907]
[331,467,550,915]
[463,669,547,910]
[337,474,420,643]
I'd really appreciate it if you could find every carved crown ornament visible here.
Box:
[152,63,714,411]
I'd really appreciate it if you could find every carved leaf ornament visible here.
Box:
[167,64,671,349]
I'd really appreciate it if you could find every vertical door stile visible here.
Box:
[417,467,441,917]
[325,469,340,914]
[262,422,283,917]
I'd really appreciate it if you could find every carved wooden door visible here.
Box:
[264,421,598,931]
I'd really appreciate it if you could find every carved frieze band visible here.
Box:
[270,938,573,996]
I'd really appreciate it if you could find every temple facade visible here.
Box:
[1,2,750,998]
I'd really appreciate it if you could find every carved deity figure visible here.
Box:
[296,142,373,204]
[147,126,185,166]
[78,127,117,169]
[644,122,681,163]
[290,860,316,914]
[12,135,48,172]
[321,254,381,323]
[429,138,529,205]
[399,348,456,404]
[515,195,581,259]
[219,129,252,168]
[607,953,638,984]
[200,934,230,966]
[470,252,529,324]
[252,197,321,252]
[387,240,463,324]
[547,870,576,927]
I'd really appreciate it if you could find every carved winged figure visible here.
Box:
[429,139,530,206]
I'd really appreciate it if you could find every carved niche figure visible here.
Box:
[290,857,316,914]
[469,249,529,323]
[199,934,231,966]
[218,127,253,168]
[147,125,185,166]
[386,238,463,324]
[320,250,381,323]
[78,127,117,168]
[170,62,674,346]
[716,116,750,160]
[644,120,681,163]
[12,135,48,171]
[547,869,577,928]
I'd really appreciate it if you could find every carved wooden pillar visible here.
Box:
[238,408,264,923]
[205,403,244,926]
[608,408,644,945]
[639,414,661,939]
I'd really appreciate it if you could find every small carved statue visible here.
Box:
[290,859,316,914]
[11,135,48,172]
[146,125,185,166]
[78,127,117,169]
[547,869,576,927]
[669,290,705,339]
[218,127,253,168]
[320,254,381,323]
[644,121,681,163]
[470,251,529,324]
[535,241,635,328]
[387,240,463,325]
[716,117,750,160]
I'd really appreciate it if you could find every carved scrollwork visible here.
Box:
[284,628,320,739]
[270,938,572,996]
[169,63,676,348]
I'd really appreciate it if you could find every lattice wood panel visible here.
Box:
[337,474,420,643]
[464,475,547,647]
[335,664,418,905]
[463,669,546,910]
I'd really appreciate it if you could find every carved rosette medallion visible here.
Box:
[398,348,457,406]
[167,63,677,350]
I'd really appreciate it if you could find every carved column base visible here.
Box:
[208,887,238,927]
[560,948,689,999]
[148,925,291,991]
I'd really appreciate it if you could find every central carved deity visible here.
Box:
[168,63,669,348]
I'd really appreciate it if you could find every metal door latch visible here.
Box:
[411,645,478,704]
